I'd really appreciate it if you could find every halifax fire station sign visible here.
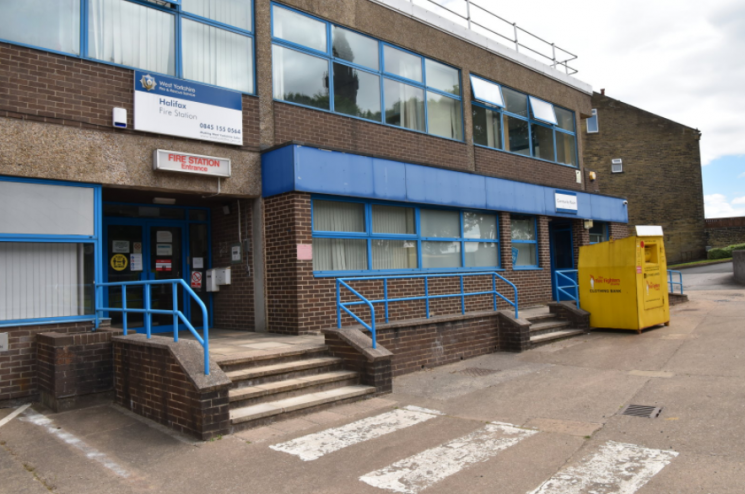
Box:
[134,71,243,146]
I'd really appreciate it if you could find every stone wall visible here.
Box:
[583,92,706,264]
[705,217,745,249]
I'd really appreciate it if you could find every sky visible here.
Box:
[427,0,745,217]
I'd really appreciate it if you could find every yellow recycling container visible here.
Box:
[578,228,669,332]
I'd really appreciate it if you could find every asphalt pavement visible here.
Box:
[1,284,745,494]
[676,261,740,291]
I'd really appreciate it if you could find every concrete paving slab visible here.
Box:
[628,370,675,378]
[594,375,745,457]
[0,445,59,494]
[637,451,745,494]
[664,333,745,378]
[523,418,602,437]
[44,404,140,438]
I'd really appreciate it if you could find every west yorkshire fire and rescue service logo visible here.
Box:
[140,74,157,91]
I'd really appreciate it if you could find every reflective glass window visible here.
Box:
[504,115,530,156]
[556,132,577,167]
[383,45,422,82]
[465,242,498,267]
[89,0,176,75]
[502,87,528,117]
[511,214,537,267]
[333,27,378,70]
[333,63,381,121]
[427,92,463,140]
[422,241,461,268]
[273,5,327,52]
[420,210,460,238]
[554,107,575,132]
[273,45,329,110]
[183,20,253,93]
[182,0,252,31]
[463,212,497,240]
[472,106,502,149]
[425,59,460,95]
[0,0,80,55]
[384,79,424,131]
[532,123,555,161]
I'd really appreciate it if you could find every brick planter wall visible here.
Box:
[0,320,100,407]
[113,335,231,440]
[37,327,122,412]
[322,327,393,394]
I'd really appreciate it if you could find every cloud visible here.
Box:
[739,172,745,179]
[704,193,745,218]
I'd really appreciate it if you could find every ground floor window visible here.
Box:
[511,214,538,268]
[589,222,609,244]
[311,197,500,274]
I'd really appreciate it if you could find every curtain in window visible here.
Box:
[0,0,80,55]
[372,205,414,234]
[88,0,176,75]
[183,20,253,93]
[182,0,252,31]
[0,243,93,320]
[313,201,367,271]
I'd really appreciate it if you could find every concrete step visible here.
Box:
[225,356,343,387]
[229,385,376,430]
[530,329,586,348]
[529,320,571,336]
[218,345,329,373]
[228,370,360,408]
[525,313,555,323]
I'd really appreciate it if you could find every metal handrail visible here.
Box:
[96,279,210,375]
[402,0,579,74]
[667,270,684,295]
[555,269,580,308]
[336,272,519,349]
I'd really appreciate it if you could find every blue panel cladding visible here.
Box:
[261,145,297,197]
[261,144,628,223]
[405,164,486,209]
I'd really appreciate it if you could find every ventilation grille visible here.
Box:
[452,368,500,377]
[619,404,662,418]
[611,159,623,173]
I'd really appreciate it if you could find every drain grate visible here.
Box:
[452,368,500,377]
[619,404,662,418]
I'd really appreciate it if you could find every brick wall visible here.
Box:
[610,222,631,241]
[705,218,745,248]
[474,146,583,191]
[0,42,261,150]
[210,200,255,330]
[0,320,97,406]
[274,102,472,172]
[264,192,559,335]
[37,328,121,412]
[113,336,230,440]
[583,92,706,263]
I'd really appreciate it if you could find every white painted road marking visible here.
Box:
[21,409,131,478]
[0,403,30,429]
[269,406,441,461]
[360,422,537,494]
[527,440,679,494]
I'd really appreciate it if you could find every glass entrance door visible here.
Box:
[106,224,145,328]
[149,225,184,330]
[549,221,576,301]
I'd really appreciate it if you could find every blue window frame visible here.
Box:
[0,0,256,94]
[471,74,578,168]
[270,3,464,142]
[0,177,103,327]
[311,197,499,276]
[510,214,539,269]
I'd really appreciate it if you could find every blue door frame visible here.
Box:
[549,220,576,301]
[102,205,213,334]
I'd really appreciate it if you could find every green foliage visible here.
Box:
[708,248,731,260]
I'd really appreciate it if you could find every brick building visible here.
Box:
[1,0,629,428]
[583,91,706,263]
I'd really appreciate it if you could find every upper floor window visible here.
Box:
[471,75,578,167]
[0,0,255,94]
[311,198,499,274]
[271,3,464,141]
[586,109,599,133]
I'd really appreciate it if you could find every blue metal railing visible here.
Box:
[668,270,684,294]
[96,279,210,375]
[555,269,580,308]
[336,272,518,349]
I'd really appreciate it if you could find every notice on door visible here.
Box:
[191,271,203,289]
[156,231,172,243]
[111,254,129,271]
[130,254,143,272]
[156,259,172,272]
[156,244,173,256]
[112,240,130,253]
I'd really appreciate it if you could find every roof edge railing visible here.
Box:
[387,0,578,75]
[336,271,518,349]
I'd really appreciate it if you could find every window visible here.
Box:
[470,75,578,167]
[311,198,500,273]
[0,178,100,324]
[511,214,538,268]
[0,0,255,94]
[271,3,464,140]
[0,0,81,55]
[589,222,608,244]
[587,109,599,133]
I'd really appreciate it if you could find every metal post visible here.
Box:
[460,275,465,314]
[172,281,179,343]
[551,43,556,68]
[424,277,430,319]
[384,278,389,324]
[144,284,151,339]
[336,279,341,328]
[122,285,128,336]
[513,23,519,52]
[492,274,497,311]
[465,0,472,29]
